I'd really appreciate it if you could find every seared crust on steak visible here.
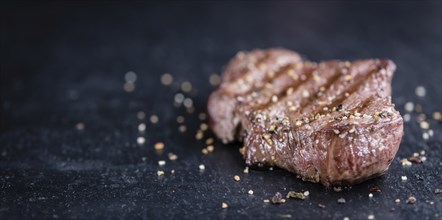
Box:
[208,48,303,143]
[207,48,403,186]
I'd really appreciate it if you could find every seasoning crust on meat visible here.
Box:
[208,48,403,187]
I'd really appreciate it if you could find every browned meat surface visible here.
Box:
[208,48,404,187]
[207,48,303,143]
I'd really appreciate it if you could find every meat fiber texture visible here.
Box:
[207,48,403,187]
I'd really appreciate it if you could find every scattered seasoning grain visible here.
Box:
[183,98,193,108]
[158,160,166,166]
[395,198,400,204]
[200,123,208,131]
[318,204,326,208]
[401,176,408,181]
[160,73,173,85]
[302,90,310,98]
[333,187,343,192]
[195,131,204,140]
[157,170,164,176]
[138,123,146,132]
[207,145,214,152]
[171,169,175,174]
[75,122,85,131]
[239,146,246,155]
[137,137,146,145]
[263,134,273,145]
[221,202,228,209]
[344,217,350,220]
[434,188,442,194]
[268,124,276,133]
[369,193,373,198]
[433,112,442,121]
[406,196,416,204]
[209,74,221,86]
[415,86,426,97]
[403,113,410,122]
[404,102,414,112]
[422,133,429,140]
[150,115,159,124]
[201,148,209,155]
[137,111,145,119]
[198,113,207,120]
[176,116,185,123]
[123,82,135,92]
[178,125,187,132]
[243,167,249,174]
[337,198,346,204]
[181,81,192,93]
[199,164,205,170]
[420,121,429,129]
[272,192,284,204]
[124,71,137,83]
[368,214,375,220]
[286,191,306,200]
[304,191,310,196]
[154,142,165,151]
[248,190,254,195]
[263,199,270,203]
[168,153,178,161]
[205,138,214,145]
[234,175,240,182]
[174,93,185,104]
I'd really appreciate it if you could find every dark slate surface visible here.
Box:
[0,1,441,219]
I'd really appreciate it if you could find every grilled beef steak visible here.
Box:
[208,48,403,186]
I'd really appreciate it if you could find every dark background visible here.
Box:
[0,1,441,219]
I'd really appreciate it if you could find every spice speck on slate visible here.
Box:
[221,202,228,209]
[154,142,164,151]
[160,73,173,85]
[137,137,146,145]
[234,175,240,182]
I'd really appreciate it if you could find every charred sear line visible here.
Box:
[224,51,267,83]
[314,66,382,116]
[296,67,344,113]
[252,66,317,112]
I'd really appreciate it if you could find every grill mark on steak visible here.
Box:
[208,49,403,187]
[250,65,317,112]
[305,60,391,117]
[234,62,310,124]
[242,63,298,100]
[221,51,303,95]
[209,49,304,142]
